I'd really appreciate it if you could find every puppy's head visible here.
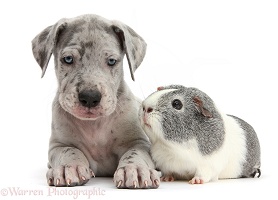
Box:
[32,14,146,120]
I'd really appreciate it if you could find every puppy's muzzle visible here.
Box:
[78,89,102,108]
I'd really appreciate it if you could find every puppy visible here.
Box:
[32,14,160,188]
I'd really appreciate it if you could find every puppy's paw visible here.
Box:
[46,165,94,187]
[113,164,161,189]
[189,177,204,184]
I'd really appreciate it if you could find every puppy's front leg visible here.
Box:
[114,146,161,189]
[47,147,93,187]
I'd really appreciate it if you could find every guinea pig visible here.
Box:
[139,85,261,184]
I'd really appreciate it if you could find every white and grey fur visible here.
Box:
[139,85,261,184]
[32,14,160,188]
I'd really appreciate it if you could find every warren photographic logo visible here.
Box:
[1,187,106,199]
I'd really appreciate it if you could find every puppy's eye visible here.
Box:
[107,58,117,66]
[172,99,183,110]
[63,56,74,64]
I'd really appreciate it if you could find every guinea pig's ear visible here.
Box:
[157,86,164,91]
[193,96,213,118]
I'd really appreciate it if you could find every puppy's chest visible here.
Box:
[77,123,117,159]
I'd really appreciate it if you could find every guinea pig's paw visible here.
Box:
[46,165,93,187]
[113,164,160,189]
[189,177,204,184]
[161,175,175,182]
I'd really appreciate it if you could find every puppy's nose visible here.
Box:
[78,90,102,108]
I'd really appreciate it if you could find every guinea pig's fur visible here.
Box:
[139,85,261,184]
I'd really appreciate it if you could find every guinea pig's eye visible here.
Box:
[107,58,117,67]
[63,56,74,64]
[172,99,183,110]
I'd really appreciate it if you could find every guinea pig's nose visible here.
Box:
[143,106,153,113]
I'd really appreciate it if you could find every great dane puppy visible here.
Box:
[32,14,160,188]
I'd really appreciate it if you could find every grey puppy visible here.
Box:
[32,14,160,188]
[139,85,261,184]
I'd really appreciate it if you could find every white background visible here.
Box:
[0,0,277,199]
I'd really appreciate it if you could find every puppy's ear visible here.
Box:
[31,19,67,78]
[193,96,213,118]
[111,21,147,81]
